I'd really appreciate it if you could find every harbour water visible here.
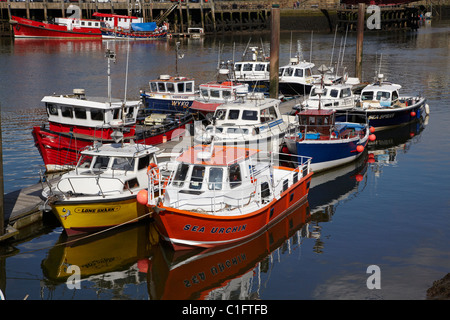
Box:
[0,20,449,301]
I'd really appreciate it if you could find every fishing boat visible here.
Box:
[140,75,196,113]
[140,144,313,250]
[10,6,142,39]
[337,74,430,131]
[41,142,161,236]
[140,42,195,114]
[284,107,373,172]
[231,45,270,94]
[194,90,296,153]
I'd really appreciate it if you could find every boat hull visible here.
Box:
[152,171,313,250]
[51,196,149,236]
[336,99,427,131]
[278,81,313,96]
[285,129,369,172]
[141,94,195,113]
[10,16,102,39]
[100,29,167,40]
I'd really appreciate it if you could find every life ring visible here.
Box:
[147,163,160,184]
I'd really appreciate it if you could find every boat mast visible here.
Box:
[105,41,116,105]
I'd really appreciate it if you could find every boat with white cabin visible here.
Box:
[194,91,296,153]
[139,144,313,250]
[42,142,161,236]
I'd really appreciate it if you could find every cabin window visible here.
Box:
[90,109,104,121]
[285,68,294,76]
[157,82,166,92]
[279,68,284,76]
[234,63,242,71]
[93,156,110,170]
[260,107,277,123]
[47,103,58,116]
[150,82,157,92]
[222,90,231,99]
[206,126,223,133]
[81,21,85,26]
[243,63,253,71]
[330,89,339,98]
[113,109,120,120]
[95,22,99,27]
[189,165,205,190]
[391,91,399,101]
[294,69,303,77]
[138,155,152,171]
[210,90,220,98]
[167,82,175,93]
[342,88,352,98]
[306,68,312,77]
[177,82,184,93]
[88,22,92,27]
[61,106,73,118]
[74,107,87,120]
[77,154,93,169]
[172,163,189,187]
[376,91,391,101]
[208,167,223,190]
[185,82,193,93]
[124,107,134,119]
[361,91,374,101]
[229,164,242,189]
[215,109,226,120]
[228,109,240,120]
[255,64,266,71]
[227,128,248,134]
[200,88,209,98]
[112,157,134,171]
[242,110,258,120]
[124,178,139,190]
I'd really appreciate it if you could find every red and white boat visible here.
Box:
[141,144,313,250]
[10,5,143,39]
[32,89,192,173]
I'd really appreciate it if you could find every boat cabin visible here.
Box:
[54,17,102,30]
[360,75,401,108]
[297,109,335,137]
[303,83,355,109]
[92,12,143,30]
[58,143,159,196]
[204,95,282,136]
[162,145,267,211]
[42,89,140,137]
[148,75,195,96]
[198,81,248,102]
[233,47,270,81]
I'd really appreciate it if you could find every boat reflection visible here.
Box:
[367,116,428,174]
[41,223,159,285]
[145,200,311,300]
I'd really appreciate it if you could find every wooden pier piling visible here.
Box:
[269,4,280,100]
[355,3,365,82]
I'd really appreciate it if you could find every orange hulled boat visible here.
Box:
[140,144,313,250]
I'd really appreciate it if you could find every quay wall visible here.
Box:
[1,0,450,37]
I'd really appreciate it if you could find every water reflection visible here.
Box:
[147,201,311,300]
[41,223,158,299]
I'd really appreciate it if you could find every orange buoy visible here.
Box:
[355,174,364,182]
[137,189,148,205]
[356,145,364,153]
[410,111,416,117]
[370,126,375,133]
[369,134,376,141]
